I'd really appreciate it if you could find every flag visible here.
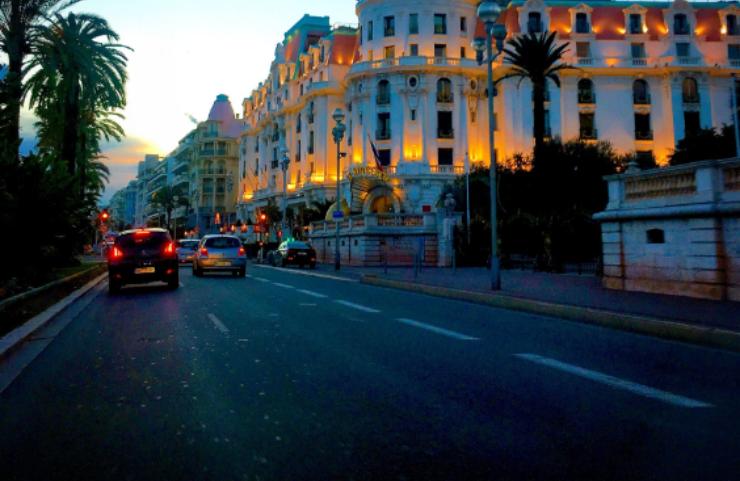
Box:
[367,134,384,173]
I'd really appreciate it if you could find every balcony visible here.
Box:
[635,130,654,141]
[577,57,593,66]
[731,59,740,68]
[631,57,647,66]
[437,128,454,139]
[580,128,598,140]
[578,91,595,104]
[376,129,392,141]
[633,93,651,105]
[436,92,454,104]
[682,95,700,105]
[376,93,391,106]
[429,165,465,175]
[677,56,701,65]
[199,168,228,176]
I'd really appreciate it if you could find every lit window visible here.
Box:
[409,14,419,35]
[383,16,395,37]
[434,14,447,34]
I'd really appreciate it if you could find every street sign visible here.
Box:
[333,211,344,219]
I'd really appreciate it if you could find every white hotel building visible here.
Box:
[237,0,740,264]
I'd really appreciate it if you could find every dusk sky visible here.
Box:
[17,0,357,202]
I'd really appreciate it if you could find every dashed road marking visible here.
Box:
[334,300,381,313]
[179,282,186,287]
[299,303,318,307]
[253,277,270,283]
[296,289,328,299]
[273,282,295,289]
[207,313,229,334]
[514,353,713,408]
[396,318,480,341]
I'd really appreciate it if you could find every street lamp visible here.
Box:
[331,108,346,271]
[473,0,507,291]
[280,146,290,241]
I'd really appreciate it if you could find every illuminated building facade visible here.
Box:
[235,0,740,264]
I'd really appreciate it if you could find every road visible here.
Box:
[1,264,739,481]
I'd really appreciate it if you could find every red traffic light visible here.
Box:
[260,213,267,222]
[100,210,110,221]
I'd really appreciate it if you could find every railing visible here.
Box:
[683,95,700,105]
[632,57,647,66]
[436,93,454,103]
[633,93,651,105]
[309,213,427,233]
[624,171,696,200]
[577,57,593,66]
[731,59,740,68]
[437,128,454,139]
[349,56,478,74]
[580,128,598,140]
[724,165,740,191]
[430,165,465,175]
[199,148,230,156]
[677,56,701,65]
[635,130,654,141]
[199,168,228,175]
[377,214,424,227]
[376,93,391,105]
[376,129,391,141]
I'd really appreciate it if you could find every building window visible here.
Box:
[682,77,699,103]
[296,113,302,133]
[676,42,690,58]
[729,44,740,60]
[544,110,551,137]
[674,14,689,35]
[646,229,665,244]
[437,111,454,138]
[409,13,419,35]
[633,79,650,104]
[576,42,591,58]
[460,46,466,58]
[434,44,447,58]
[296,140,302,162]
[460,16,468,33]
[629,13,642,34]
[384,46,395,59]
[438,148,454,166]
[684,111,700,136]
[729,14,739,35]
[378,149,391,167]
[410,109,417,121]
[579,112,597,139]
[308,131,314,154]
[377,113,391,140]
[367,20,374,41]
[308,101,315,124]
[437,78,453,103]
[577,78,595,103]
[434,14,447,34]
[377,79,391,105]
[634,113,652,140]
[528,12,542,34]
[575,13,589,34]
[631,42,646,59]
[409,44,419,56]
[383,16,395,37]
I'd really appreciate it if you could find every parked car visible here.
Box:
[271,240,316,268]
[176,239,200,264]
[193,235,247,277]
[107,228,179,293]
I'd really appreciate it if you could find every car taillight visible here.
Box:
[238,246,246,257]
[110,246,123,260]
[200,247,208,258]
[164,241,176,256]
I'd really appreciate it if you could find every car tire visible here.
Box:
[108,279,121,294]
[193,265,202,277]
[167,273,179,290]
[239,268,246,278]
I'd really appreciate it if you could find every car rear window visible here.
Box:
[177,240,199,248]
[117,231,170,249]
[204,237,241,248]
[288,242,311,249]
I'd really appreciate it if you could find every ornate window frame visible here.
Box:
[664,0,695,37]
[518,0,550,35]
[569,3,593,37]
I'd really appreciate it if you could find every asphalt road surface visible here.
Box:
[1,264,739,481]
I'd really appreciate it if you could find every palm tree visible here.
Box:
[150,186,189,234]
[501,31,571,157]
[0,0,81,162]
[25,12,130,181]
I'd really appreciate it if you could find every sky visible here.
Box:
[16,0,357,203]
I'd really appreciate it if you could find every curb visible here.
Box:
[361,275,740,353]
[0,272,108,360]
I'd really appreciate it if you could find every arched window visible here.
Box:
[682,77,699,103]
[528,12,542,34]
[674,13,689,35]
[633,79,650,104]
[577,78,595,103]
[437,78,453,103]
[377,79,391,105]
[728,14,738,35]
[575,12,589,34]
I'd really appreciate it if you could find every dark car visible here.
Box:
[192,235,247,277]
[271,241,317,268]
[107,228,179,293]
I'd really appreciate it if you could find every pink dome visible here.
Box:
[207,94,242,138]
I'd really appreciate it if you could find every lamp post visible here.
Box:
[473,0,507,291]
[331,108,346,271]
[732,73,740,158]
[464,151,471,244]
[280,147,290,241]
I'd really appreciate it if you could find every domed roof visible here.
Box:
[206,94,243,138]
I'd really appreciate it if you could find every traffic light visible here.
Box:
[100,210,110,222]
[260,213,267,223]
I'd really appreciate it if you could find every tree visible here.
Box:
[669,125,736,166]
[501,32,571,157]
[25,12,129,184]
[0,0,81,162]
[150,186,189,234]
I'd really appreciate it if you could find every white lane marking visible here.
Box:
[514,353,713,409]
[245,274,254,279]
[334,300,381,313]
[396,318,480,341]
[273,282,295,289]
[253,264,358,283]
[253,277,270,283]
[299,303,318,307]
[207,313,230,334]
[296,289,328,299]
[179,282,186,287]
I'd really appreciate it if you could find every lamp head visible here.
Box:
[332,108,345,124]
[472,37,486,54]
[477,0,502,24]
[492,24,508,42]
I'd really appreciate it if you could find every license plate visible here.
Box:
[297,252,307,256]
[134,267,156,274]
[216,261,231,267]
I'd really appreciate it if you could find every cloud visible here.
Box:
[99,135,160,203]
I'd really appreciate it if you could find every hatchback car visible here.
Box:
[176,239,200,264]
[107,228,179,293]
[271,241,317,268]
[193,235,247,277]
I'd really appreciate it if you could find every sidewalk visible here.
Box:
[327,265,740,334]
